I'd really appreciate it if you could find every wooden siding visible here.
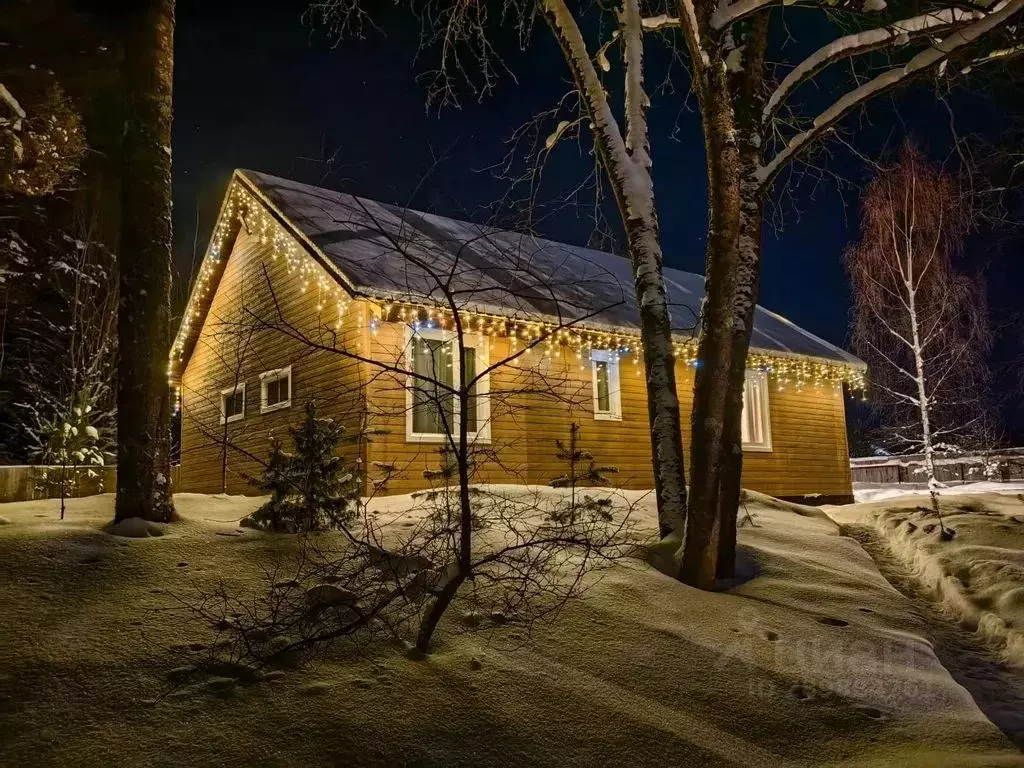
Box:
[179,230,368,494]
[359,334,853,500]
[179,239,853,500]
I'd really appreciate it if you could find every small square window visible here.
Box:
[260,366,292,414]
[220,383,245,424]
[591,350,622,420]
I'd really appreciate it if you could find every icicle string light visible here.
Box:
[170,179,867,396]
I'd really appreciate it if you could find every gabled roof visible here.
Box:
[172,169,864,379]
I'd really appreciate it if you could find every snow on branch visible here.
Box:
[679,0,708,68]
[639,7,705,68]
[0,82,26,130]
[712,0,889,29]
[542,0,655,220]
[711,0,776,30]
[958,42,1024,71]
[641,14,681,30]
[756,0,1024,186]
[762,8,983,121]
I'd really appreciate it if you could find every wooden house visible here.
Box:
[170,171,866,504]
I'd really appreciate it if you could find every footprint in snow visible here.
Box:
[791,685,813,701]
[856,705,886,721]
[816,616,849,628]
[763,630,779,642]
[858,607,874,614]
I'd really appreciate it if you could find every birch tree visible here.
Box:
[115,0,176,523]
[309,0,1023,587]
[846,142,991,524]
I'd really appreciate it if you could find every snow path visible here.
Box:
[845,524,1024,750]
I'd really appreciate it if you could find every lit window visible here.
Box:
[741,370,772,451]
[260,366,292,413]
[407,328,490,442]
[591,350,622,420]
[220,383,245,424]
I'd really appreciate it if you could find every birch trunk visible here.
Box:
[543,0,687,538]
[114,0,175,523]
[905,251,941,515]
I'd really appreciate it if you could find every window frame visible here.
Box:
[741,370,773,452]
[590,349,622,421]
[220,382,246,425]
[404,326,491,444]
[259,365,293,414]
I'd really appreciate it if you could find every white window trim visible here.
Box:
[742,370,773,452]
[590,350,622,421]
[405,326,491,444]
[259,365,292,414]
[219,382,246,425]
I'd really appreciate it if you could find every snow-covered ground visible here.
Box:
[830,493,1024,671]
[0,490,1021,766]
[854,480,1024,503]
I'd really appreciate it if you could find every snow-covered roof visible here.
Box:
[235,169,863,368]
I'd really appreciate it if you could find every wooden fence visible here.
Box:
[850,450,1024,486]
[0,465,181,503]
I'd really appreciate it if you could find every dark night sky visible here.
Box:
[170,0,1022,439]
[171,0,861,344]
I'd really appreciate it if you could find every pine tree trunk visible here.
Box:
[114,0,175,523]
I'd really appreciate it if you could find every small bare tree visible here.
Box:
[846,142,991,525]
[169,186,643,675]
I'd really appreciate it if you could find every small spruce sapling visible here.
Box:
[420,446,484,531]
[249,402,359,532]
[31,389,107,519]
[549,422,617,522]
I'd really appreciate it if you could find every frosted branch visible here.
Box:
[762,8,983,121]
[0,82,26,130]
[756,0,1024,186]
[712,0,890,29]
[710,0,776,30]
[641,14,681,30]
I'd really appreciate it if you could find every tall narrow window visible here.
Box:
[591,350,622,420]
[260,366,292,413]
[407,328,489,442]
[741,370,772,451]
[411,336,454,435]
[220,383,245,425]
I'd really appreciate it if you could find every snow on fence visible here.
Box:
[850,449,1024,486]
[0,465,181,503]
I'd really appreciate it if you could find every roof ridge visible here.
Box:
[229,169,864,371]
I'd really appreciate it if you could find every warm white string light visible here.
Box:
[169,179,868,410]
